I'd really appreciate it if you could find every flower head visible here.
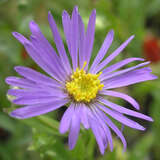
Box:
[6,6,157,154]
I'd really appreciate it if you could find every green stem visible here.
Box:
[36,115,59,131]
[22,115,67,137]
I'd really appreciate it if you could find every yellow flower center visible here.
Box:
[66,62,104,103]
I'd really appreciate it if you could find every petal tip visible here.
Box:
[14,66,20,71]
[74,6,78,12]
[29,20,36,28]
[12,32,19,37]
[29,20,35,25]
[48,11,53,19]
[128,35,135,41]
[140,126,146,131]
[5,76,15,84]
[5,77,9,83]
[10,111,23,119]
[108,29,114,38]
[139,58,145,61]
[110,147,113,152]
[62,10,68,16]
[100,148,105,155]
[12,32,27,44]
[48,11,51,15]
[92,9,96,14]
[150,118,154,122]
[109,29,114,34]
[149,117,154,122]
[59,127,67,134]
[29,20,39,32]
[153,75,158,80]
[135,122,145,131]
[68,143,74,150]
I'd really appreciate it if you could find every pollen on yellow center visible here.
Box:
[66,62,104,103]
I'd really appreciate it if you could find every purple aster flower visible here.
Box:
[6,6,157,154]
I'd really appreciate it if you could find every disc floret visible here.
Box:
[66,62,104,103]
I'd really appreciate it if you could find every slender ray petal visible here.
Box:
[78,15,86,68]
[95,36,134,73]
[95,107,127,151]
[12,32,28,44]
[13,32,65,82]
[6,77,38,89]
[98,98,153,121]
[26,40,63,82]
[79,104,90,129]
[48,12,71,74]
[97,126,108,149]
[59,104,74,134]
[95,121,108,150]
[70,6,79,70]
[69,105,81,150]
[92,107,113,151]
[89,116,105,154]
[13,93,67,105]
[6,76,62,93]
[29,21,67,77]
[62,10,71,54]
[29,35,66,82]
[103,68,157,89]
[29,21,57,52]
[100,57,144,76]
[84,10,96,69]
[29,21,60,62]
[10,99,69,119]
[7,89,54,97]
[100,90,140,110]
[97,103,145,130]
[100,61,150,81]
[90,30,114,73]
[14,66,61,88]
[12,33,61,81]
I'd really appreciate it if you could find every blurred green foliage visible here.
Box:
[0,0,160,159]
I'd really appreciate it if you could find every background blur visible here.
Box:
[0,0,160,159]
